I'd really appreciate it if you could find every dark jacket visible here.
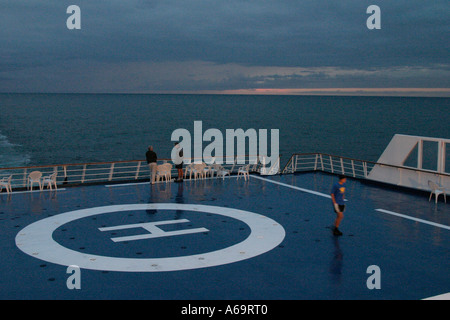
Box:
[146,150,157,164]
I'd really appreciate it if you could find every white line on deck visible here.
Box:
[5,188,66,195]
[376,209,450,231]
[423,292,450,300]
[105,175,233,188]
[105,181,150,188]
[251,175,332,199]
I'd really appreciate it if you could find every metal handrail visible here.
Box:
[2,152,447,193]
[282,152,450,178]
[0,155,268,191]
[281,152,450,193]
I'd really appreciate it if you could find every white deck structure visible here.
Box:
[368,134,449,192]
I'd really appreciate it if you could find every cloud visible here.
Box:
[2,59,448,93]
[0,0,449,92]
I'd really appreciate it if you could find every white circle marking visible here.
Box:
[15,203,285,272]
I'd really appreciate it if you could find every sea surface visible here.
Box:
[0,93,449,169]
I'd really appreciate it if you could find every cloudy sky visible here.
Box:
[1,0,449,95]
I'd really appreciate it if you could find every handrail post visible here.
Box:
[351,160,355,177]
[81,164,87,183]
[291,155,296,173]
[63,166,68,184]
[282,154,295,174]
[109,163,115,181]
[135,161,141,180]
[23,168,27,189]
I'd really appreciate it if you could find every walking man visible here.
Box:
[146,146,157,184]
[331,175,346,236]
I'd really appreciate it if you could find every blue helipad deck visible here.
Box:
[1,172,449,300]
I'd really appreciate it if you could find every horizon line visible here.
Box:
[1,88,449,98]
[193,88,450,97]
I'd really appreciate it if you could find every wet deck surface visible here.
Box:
[1,172,449,300]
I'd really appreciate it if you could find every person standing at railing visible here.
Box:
[331,175,347,236]
[146,146,158,184]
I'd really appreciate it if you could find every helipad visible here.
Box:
[1,172,449,300]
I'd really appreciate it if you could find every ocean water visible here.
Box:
[0,93,449,168]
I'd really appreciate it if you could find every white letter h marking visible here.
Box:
[99,219,209,242]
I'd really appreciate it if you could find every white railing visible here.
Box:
[0,155,269,191]
[282,153,450,192]
[3,152,447,194]
[282,153,373,179]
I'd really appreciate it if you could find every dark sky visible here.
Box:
[0,0,449,95]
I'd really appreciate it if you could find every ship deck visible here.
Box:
[1,172,449,300]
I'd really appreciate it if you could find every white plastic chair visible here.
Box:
[214,164,230,180]
[237,164,250,181]
[156,163,172,182]
[0,175,12,194]
[203,165,214,178]
[28,171,42,191]
[42,172,58,191]
[428,181,446,203]
[155,164,165,182]
[206,157,218,177]
[165,163,173,181]
[184,163,195,180]
[192,163,207,180]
